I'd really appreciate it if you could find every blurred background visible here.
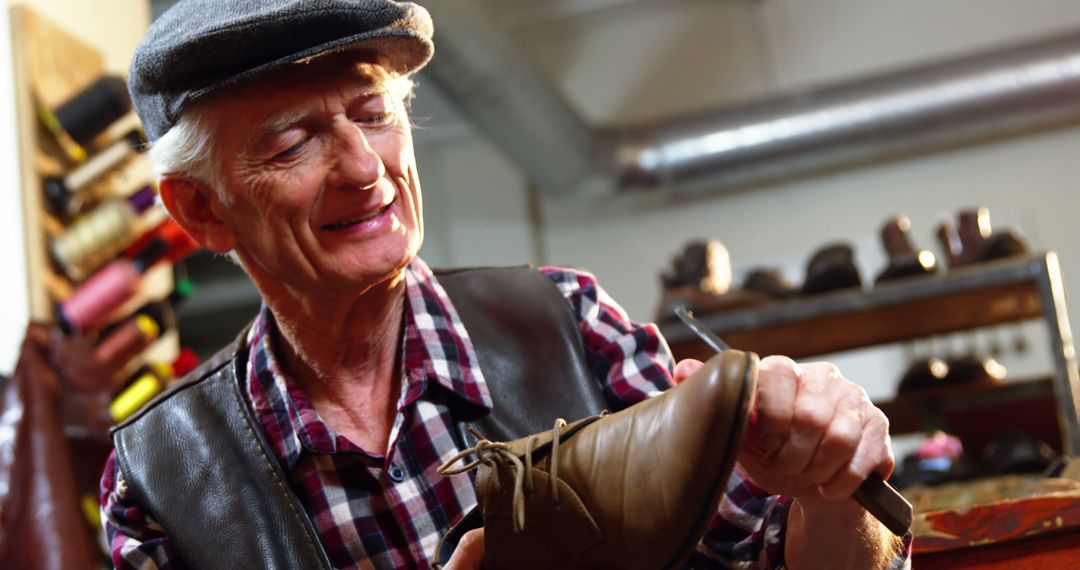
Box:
[8,0,1080,565]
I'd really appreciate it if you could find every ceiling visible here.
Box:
[479,0,707,30]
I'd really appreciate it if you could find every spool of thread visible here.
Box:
[122,219,201,263]
[171,276,197,303]
[53,76,132,148]
[110,372,163,422]
[51,186,157,279]
[160,222,201,263]
[94,310,164,373]
[37,109,86,162]
[105,349,198,426]
[171,347,200,378]
[43,130,145,218]
[58,238,170,332]
[81,495,102,531]
[114,360,174,393]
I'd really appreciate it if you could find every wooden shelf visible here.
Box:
[10,5,104,320]
[879,377,1053,430]
[660,251,1080,454]
[876,377,1061,453]
[662,253,1052,361]
[10,7,180,384]
[10,6,173,328]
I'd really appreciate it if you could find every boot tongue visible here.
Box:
[504,415,603,458]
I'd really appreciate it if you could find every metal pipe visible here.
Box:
[618,31,1080,194]
[496,0,664,30]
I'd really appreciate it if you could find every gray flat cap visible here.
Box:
[129,0,433,141]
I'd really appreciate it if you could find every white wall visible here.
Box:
[417,0,1080,403]
[415,138,534,269]
[0,0,29,375]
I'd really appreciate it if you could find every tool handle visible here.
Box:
[852,472,913,536]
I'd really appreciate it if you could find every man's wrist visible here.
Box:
[786,496,906,570]
[792,495,867,525]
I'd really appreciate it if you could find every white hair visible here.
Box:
[149,105,227,202]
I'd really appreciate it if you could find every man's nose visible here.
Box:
[328,120,385,190]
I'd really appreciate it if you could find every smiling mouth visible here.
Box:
[322,204,391,230]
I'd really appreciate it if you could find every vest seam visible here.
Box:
[225,361,327,568]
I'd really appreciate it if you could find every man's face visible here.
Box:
[203,58,422,294]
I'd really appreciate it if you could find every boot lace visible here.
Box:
[437,418,569,532]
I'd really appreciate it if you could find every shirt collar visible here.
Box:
[401,259,492,410]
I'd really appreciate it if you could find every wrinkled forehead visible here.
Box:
[221,51,394,103]
[183,51,399,147]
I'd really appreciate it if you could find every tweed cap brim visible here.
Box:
[129,0,433,141]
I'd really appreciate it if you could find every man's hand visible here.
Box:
[443,529,484,570]
[740,356,894,504]
[674,355,894,504]
[674,355,904,568]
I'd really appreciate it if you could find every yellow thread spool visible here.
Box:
[110,373,163,422]
[81,495,102,530]
[134,314,161,339]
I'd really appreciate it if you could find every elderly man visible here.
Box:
[101,1,910,569]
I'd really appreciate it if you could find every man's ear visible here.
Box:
[158,175,237,254]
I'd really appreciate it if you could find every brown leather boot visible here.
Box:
[655,241,777,321]
[800,242,863,296]
[436,350,758,569]
[875,215,937,284]
[937,207,1029,268]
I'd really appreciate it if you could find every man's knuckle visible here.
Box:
[866,408,890,432]
[825,421,861,451]
[792,401,830,433]
[806,362,843,382]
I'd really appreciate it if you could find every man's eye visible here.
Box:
[275,137,309,159]
[356,111,393,126]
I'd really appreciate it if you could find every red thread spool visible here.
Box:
[59,239,169,332]
[171,348,200,378]
[94,308,165,373]
[123,219,201,263]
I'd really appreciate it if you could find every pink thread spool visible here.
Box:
[59,239,168,332]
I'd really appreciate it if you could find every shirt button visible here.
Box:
[387,465,406,482]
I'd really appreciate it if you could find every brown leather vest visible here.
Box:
[112,267,608,569]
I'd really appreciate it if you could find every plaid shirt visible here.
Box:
[101,259,905,569]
